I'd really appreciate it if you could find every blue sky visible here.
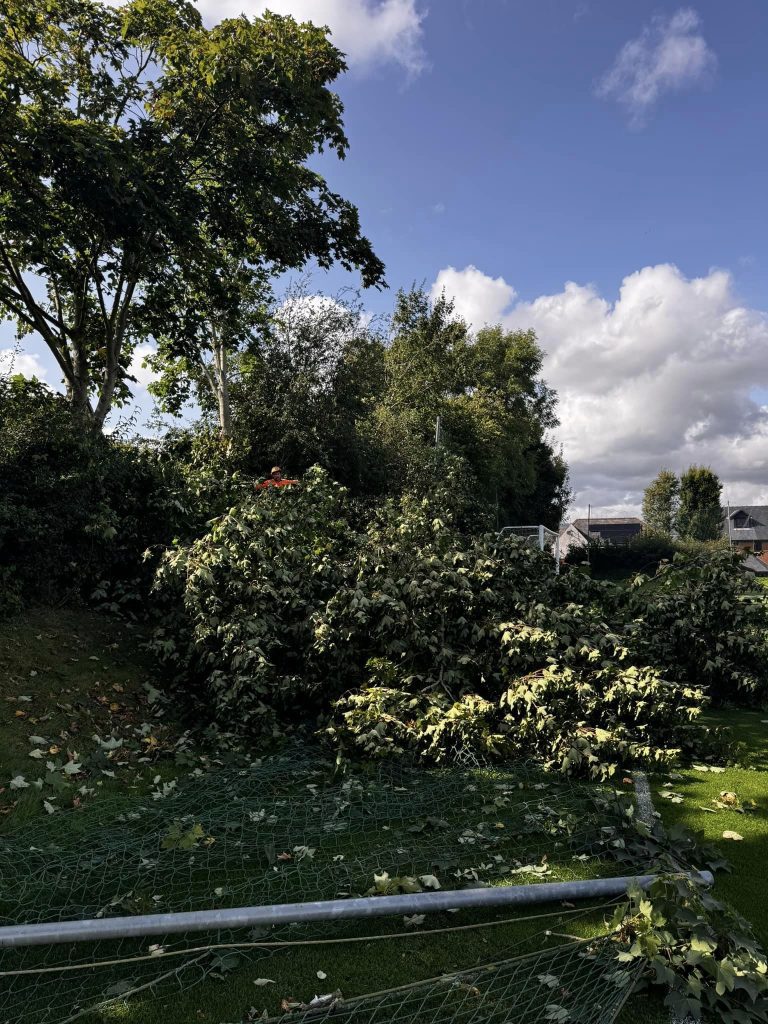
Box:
[4,1,768,515]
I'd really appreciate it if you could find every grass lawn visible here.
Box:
[1,609,765,1024]
[652,707,768,948]
[0,607,202,829]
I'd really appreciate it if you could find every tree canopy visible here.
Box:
[642,468,680,535]
[677,465,722,541]
[0,0,385,427]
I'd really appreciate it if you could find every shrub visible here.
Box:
[584,531,678,574]
[614,874,768,1022]
[150,467,356,735]
[150,468,768,773]
[314,489,554,700]
[625,550,768,704]
[328,687,509,763]
[0,377,183,614]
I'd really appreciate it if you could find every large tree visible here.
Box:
[677,465,722,541]
[0,0,384,428]
[369,288,569,526]
[642,469,680,535]
[195,279,387,483]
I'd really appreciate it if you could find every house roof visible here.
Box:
[571,517,643,534]
[721,506,768,541]
[742,553,768,575]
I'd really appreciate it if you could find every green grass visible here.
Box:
[653,707,768,948]
[0,607,194,828]
[3,609,766,1024]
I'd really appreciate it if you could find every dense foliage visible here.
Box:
[149,286,569,527]
[0,377,183,613]
[615,874,768,1023]
[642,468,680,535]
[150,470,768,776]
[677,465,723,541]
[0,0,384,427]
[624,551,768,704]
[574,531,728,575]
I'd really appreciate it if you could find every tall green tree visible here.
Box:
[642,469,680,535]
[677,465,723,541]
[368,289,569,526]
[147,253,270,439]
[216,281,387,484]
[0,0,384,428]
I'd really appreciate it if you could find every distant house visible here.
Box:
[741,553,768,576]
[559,517,644,557]
[721,506,768,554]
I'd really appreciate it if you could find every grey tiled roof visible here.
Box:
[573,516,643,532]
[722,506,768,541]
[742,554,768,575]
[573,516,643,540]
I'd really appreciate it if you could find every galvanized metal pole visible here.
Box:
[0,872,712,949]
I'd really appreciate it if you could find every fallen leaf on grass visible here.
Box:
[316,971,327,980]
[403,914,425,927]
[658,791,683,804]
[722,831,744,841]
[253,979,275,987]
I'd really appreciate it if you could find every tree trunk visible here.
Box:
[67,342,95,424]
[211,324,233,440]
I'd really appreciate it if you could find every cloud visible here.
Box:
[596,8,716,126]
[128,343,159,390]
[431,265,516,329]
[431,263,768,516]
[0,348,49,382]
[195,0,428,76]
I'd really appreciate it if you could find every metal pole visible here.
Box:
[0,873,712,949]
[538,524,545,551]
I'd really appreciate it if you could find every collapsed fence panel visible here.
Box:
[0,753,667,1024]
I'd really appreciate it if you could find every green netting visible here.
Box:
[259,937,638,1024]
[0,752,642,1024]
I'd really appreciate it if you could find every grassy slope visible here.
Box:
[0,607,186,827]
[3,610,764,1024]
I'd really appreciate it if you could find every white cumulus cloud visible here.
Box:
[597,8,716,126]
[195,0,428,76]
[431,263,768,516]
[431,265,516,330]
[0,348,49,382]
[128,343,159,390]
